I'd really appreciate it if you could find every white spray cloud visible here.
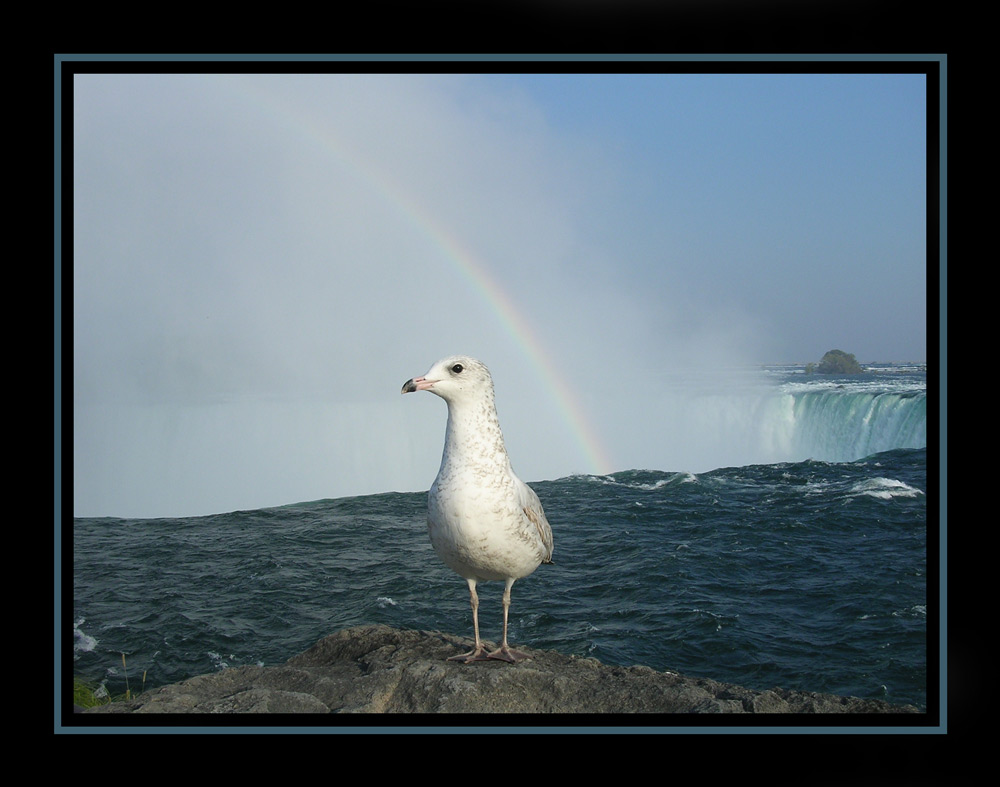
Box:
[70,71,925,517]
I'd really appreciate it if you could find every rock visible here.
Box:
[80,624,921,714]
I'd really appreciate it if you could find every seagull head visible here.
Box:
[401,355,494,404]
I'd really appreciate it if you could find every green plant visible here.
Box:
[120,652,148,701]
[74,653,147,707]
[72,676,109,708]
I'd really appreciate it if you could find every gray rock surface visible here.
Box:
[81,624,921,714]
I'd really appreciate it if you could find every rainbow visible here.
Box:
[398,207,616,477]
[220,75,616,476]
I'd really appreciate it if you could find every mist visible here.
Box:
[69,72,927,518]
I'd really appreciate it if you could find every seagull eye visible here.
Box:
[451,364,464,374]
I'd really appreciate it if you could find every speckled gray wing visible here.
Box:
[516,477,554,564]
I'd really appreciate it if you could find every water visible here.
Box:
[70,369,931,711]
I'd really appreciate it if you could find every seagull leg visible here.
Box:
[488,577,529,663]
[448,578,490,663]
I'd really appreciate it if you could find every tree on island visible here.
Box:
[807,349,864,374]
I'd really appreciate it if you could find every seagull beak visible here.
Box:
[402,376,435,394]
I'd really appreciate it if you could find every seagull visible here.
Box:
[402,355,554,663]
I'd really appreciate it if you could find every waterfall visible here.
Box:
[778,387,927,462]
[630,370,928,474]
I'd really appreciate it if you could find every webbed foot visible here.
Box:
[447,646,491,663]
[486,645,529,663]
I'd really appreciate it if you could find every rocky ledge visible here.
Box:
[80,624,921,715]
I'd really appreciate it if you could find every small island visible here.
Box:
[804,349,864,375]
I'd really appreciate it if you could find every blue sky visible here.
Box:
[69,67,932,517]
[499,72,927,362]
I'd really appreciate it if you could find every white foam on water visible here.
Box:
[74,617,98,655]
[850,477,924,500]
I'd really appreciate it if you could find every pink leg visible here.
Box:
[448,578,490,663]
[488,578,529,663]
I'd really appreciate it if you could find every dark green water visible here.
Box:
[71,447,929,710]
